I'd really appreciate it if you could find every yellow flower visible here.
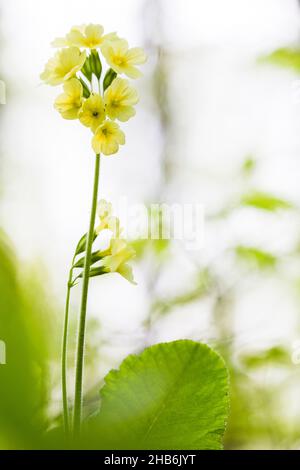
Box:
[101,39,147,79]
[96,199,123,237]
[98,199,113,220]
[101,238,136,284]
[104,78,139,122]
[92,121,125,156]
[99,214,122,237]
[40,47,86,86]
[54,78,83,119]
[52,24,118,49]
[79,94,105,132]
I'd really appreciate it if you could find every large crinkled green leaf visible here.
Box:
[86,340,229,450]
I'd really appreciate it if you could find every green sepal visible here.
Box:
[75,231,97,256]
[90,50,102,80]
[79,78,91,99]
[81,56,93,82]
[103,68,117,92]
[73,251,104,269]
[76,266,108,280]
[87,266,108,278]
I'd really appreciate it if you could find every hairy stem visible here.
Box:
[73,153,101,437]
[61,257,75,436]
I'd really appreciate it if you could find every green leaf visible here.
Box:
[235,245,277,270]
[87,340,229,450]
[241,191,293,211]
[103,68,117,92]
[261,48,300,73]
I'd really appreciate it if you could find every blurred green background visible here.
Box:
[1,0,300,449]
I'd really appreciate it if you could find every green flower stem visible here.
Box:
[73,153,101,437]
[61,257,75,437]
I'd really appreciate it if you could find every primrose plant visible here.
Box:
[41,24,229,450]
[41,23,145,437]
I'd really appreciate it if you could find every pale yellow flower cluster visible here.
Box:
[41,24,146,156]
[95,199,136,283]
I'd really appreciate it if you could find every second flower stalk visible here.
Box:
[63,156,137,436]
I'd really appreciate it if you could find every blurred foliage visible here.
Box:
[151,269,213,316]
[2,2,300,448]
[241,156,257,177]
[261,48,300,73]
[0,230,52,448]
[241,191,293,212]
[224,366,299,450]
[132,238,170,261]
[235,246,277,270]
[239,346,291,369]
[131,206,171,261]
[132,149,300,449]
